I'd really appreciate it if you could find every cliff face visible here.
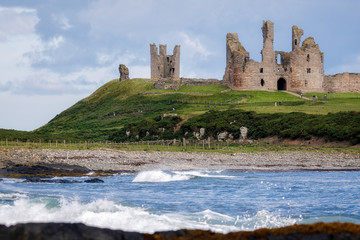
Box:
[0,222,360,240]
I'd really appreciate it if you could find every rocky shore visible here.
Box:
[1,222,360,240]
[0,149,359,177]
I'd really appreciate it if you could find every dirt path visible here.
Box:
[284,90,312,100]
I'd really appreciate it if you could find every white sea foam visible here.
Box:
[0,192,28,200]
[174,170,234,179]
[132,170,233,183]
[0,198,300,233]
[132,170,192,182]
[234,210,299,230]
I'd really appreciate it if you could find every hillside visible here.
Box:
[3,78,360,144]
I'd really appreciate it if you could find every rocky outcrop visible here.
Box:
[119,64,129,81]
[0,222,360,240]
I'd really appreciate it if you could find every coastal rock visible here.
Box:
[240,126,248,140]
[84,178,104,183]
[24,177,81,183]
[200,128,205,138]
[0,222,360,240]
[217,131,228,141]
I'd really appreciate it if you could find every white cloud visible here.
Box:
[177,32,213,58]
[52,14,73,30]
[0,7,39,40]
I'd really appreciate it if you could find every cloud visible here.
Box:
[52,14,72,30]
[0,7,39,40]
[177,32,213,58]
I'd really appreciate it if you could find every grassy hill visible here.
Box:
[2,78,360,144]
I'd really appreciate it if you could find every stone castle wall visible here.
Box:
[324,73,360,93]
[150,44,180,80]
[223,21,325,93]
[148,20,359,93]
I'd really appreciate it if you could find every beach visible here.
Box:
[1,149,359,176]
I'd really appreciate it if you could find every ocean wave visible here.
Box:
[0,192,28,200]
[132,170,192,182]
[132,170,232,183]
[0,198,300,234]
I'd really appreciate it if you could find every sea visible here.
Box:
[0,170,359,233]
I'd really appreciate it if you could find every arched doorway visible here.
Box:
[277,78,287,90]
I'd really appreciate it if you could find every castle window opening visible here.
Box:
[261,79,265,86]
[305,80,307,87]
[295,39,298,46]
[277,68,280,72]
[277,53,281,64]
[307,68,311,73]
[284,68,287,72]
[321,55,323,63]
[290,68,292,73]
[307,54,310,62]
[260,68,263,73]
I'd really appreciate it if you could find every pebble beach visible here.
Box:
[1,149,359,173]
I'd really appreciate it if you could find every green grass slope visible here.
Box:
[6,78,358,143]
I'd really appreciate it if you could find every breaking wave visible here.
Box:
[132,170,232,183]
[0,198,300,233]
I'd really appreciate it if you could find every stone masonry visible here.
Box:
[147,20,359,93]
[150,44,180,80]
[223,20,325,93]
[119,64,129,81]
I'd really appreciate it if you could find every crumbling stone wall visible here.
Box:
[150,44,180,80]
[324,73,360,93]
[223,21,325,93]
[118,64,129,81]
[180,78,222,86]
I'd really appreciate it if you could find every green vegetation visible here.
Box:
[180,110,360,145]
[1,139,359,154]
[1,78,359,146]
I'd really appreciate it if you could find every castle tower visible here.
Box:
[261,20,275,64]
[292,25,304,51]
[150,44,180,79]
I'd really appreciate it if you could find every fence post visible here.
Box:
[208,137,210,149]
[63,140,66,148]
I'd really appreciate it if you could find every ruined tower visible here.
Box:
[261,20,275,64]
[150,44,180,79]
[223,20,325,93]
[223,33,250,89]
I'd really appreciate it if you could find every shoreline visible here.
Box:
[1,148,359,177]
[1,222,360,240]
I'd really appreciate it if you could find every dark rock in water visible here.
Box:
[84,178,104,183]
[0,222,360,240]
[0,223,143,240]
[23,177,81,184]
[3,163,90,178]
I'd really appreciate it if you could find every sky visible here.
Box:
[0,0,359,131]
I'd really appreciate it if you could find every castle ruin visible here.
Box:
[150,44,180,79]
[148,21,359,93]
[223,20,360,93]
[223,20,325,92]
